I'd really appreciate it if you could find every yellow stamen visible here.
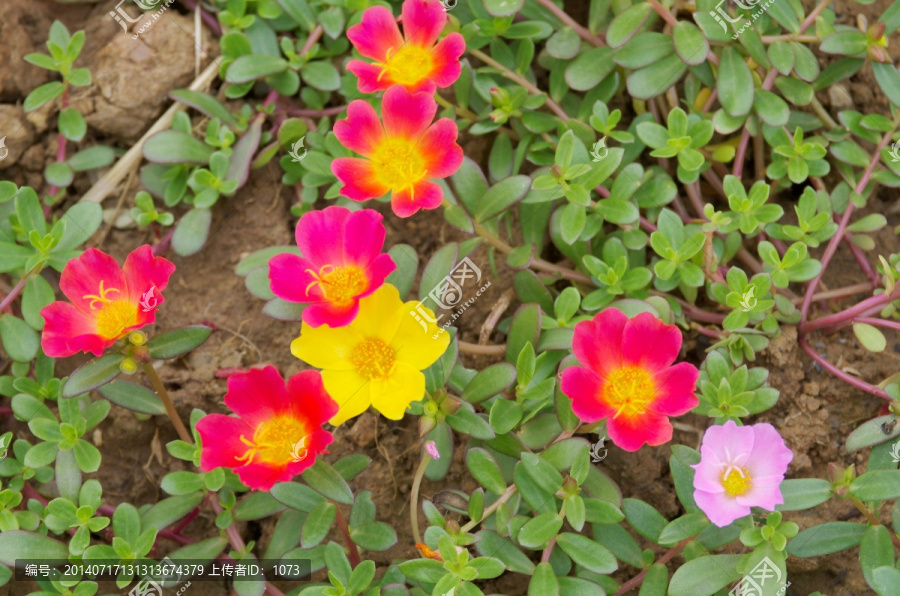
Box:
[602,365,657,419]
[721,466,752,496]
[371,137,427,195]
[305,264,368,305]
[236,415,310,467]
[350,338,396,379]
[374,44,434,86]
[83,280,138,340]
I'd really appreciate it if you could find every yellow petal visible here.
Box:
[369,362,426,420]
[392,300,451,370]
[322,369,372,426]
[351,284,404,344]
[291,323,360,370]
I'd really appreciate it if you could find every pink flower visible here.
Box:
[346,0,465,94]
[196,366,338,491]
[424,440,440,459]
[268,206,396,328]
[560,308,699,452]
[691,420,793,527]
[331,85,463,218]
[40,246,175,358]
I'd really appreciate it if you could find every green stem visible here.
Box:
[141,362,193,444]
[460,485,518,533]
[410,454,432,544]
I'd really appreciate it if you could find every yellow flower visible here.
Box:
[291,283,450,426]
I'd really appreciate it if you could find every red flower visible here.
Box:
[347,0,465,94]
[560,309,699,452]
[40,246,175,358]
[331,85,463,218]
[196,367,338,491]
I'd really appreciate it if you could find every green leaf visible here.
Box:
[300,61,341,91]
[565,47,616,91]
[528,562,560,595]
[44,162,73,188]
[58,107,86,142]
[673,21,708,66]
[466,448,507,495]
[146,326,213,359]
[169,89,238,126]
[520,452,563,494]
[140,493,204,530]
[301,460,353,504]
[0,314,40,362]
[627,54,686,100]
[61,354,125,398]
[516,512,563,548]
[143,130,215,164]
[461,363,517,404]
[98,380,166,415]
[270,482,325,512]
[226,55,289,83]
[24,82,65,112]
[851,470,900,501]
[475,176,531,223]
[555,533,617,574]
[475,531,535,574]
[861,525,894,588]
[873,566,900,595]
[658,512,709,546]
[484,0,524,17]
[0,531,69,565]
[349,522,397,551]
[505,304,541,364]
[622,498,667,542]
[606,3,653,48]
[234,492,286,521]
[161,471,205,496]
[301,501,336,548]
[787,522,867,557]
[854,322,887,352]
[668,555,743,596]
[776,478,832,511]
[172,208,212,257]
[718,47,754,117]
[56,202,102,252]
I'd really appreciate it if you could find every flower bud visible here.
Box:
[119,358,138,375]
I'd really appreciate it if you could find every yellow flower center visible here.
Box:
[721,466,752,496]
[603,365,657,419]
[371,137,427,195]
[305,264,368,304]
[350,338,396,379]
[237,415,310,467]
[379,45,434,86]
[83,280,139,340]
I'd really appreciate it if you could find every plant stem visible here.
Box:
[0,270,35,313]
[614,536,695,595]
[853,317,900,333]
[334,504,362,568]
[141,363,193,443]
[459,341,506,356]
[467,48,570,122]
[789,281,872,305]
[540,536,556,563]
[798,335,888,399]
[460,485,518,533]
[48,88,70,198]
[410,454,432,544]
[799,0,833,33]
[532,0,604,46]
[849,495,900,549]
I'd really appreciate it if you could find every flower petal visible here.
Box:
[122,244,176,304]
[40,301,107,358]
[347,5,403,61]
[287,370,339,426]
[295,205,352,265]
[572,309,627,377]
[284,428,333,476]
[621,311,683,371]
[391,179,443,218]
[393,301,451,370]
[429,33,465,87]
[649,362,699,416]
[698,420,754,468]
[343,208,387,265]
[235,462,294,492]
[323,369,372,426]
[560,366,616,423]
[223,366,291,427]
[351,284,405,345]
[694,489,751,527]
[401,0,447,47]
[381,85,437,139]
[735,475,785,511]
[291,324,360,370]
[332,157,391,202]
[303,301,360,328]
[369,362,426,420]
[196,414,255,471]
[359,253,397,299]
[607,409,673,452]
[418,118,463,178]
[334,101,384,157]
[745,423,793,478]
[60,248,128,314]
[347,60,394,94]
[269,254,324,303]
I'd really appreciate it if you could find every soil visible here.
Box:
[3,0,900,595]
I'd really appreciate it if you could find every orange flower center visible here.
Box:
[379,45,434,86]
[721,466,752,496]
[83,281,139,340]
[372,137,427,194]
[350,338,396,379]
[237,415,310,467]
[603,365,657,419]
[305,264,368,304]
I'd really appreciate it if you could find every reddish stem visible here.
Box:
[802,288,899,333]
[734,70,777,178]
[0,274,29,314]
[842,233,879,285]
[799,335,889,399]
[334,505,361,568]
[614,536,694,595]
[854,317,900,333]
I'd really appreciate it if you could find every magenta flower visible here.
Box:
[268,206,396,328]
[691,420,793,527]
[424,440,440,460]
